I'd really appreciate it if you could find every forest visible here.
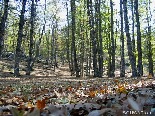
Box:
[0,0,155,116]
[0,0,154,77]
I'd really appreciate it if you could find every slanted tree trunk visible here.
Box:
[123,0,137,77]
[14,0,27,77]
[51,27,56,72]
[71,0,80,77]
[120,0,125,77]
[134,0,143,76]
[0,0,9,58]
[26,0,35,75]
[110,0,115,77]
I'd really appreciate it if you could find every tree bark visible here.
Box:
[26,0,35,75]
[87,0,98,77]
[120,0,125,77]
[0,0,9,58]
[66,2,71,71]
[131,0,137,77]
[98,0,103,77]
[14,0,27,77]
[123,0,137,77]
[146,0,154,77]
[134,0,143,76]
[110,0,115,77]
[71,0,80,77]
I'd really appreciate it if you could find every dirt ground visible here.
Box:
[0,57,150,83]
[0,58,72,78]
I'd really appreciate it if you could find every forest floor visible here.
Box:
[0,58,155,116]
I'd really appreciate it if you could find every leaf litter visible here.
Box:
[0,76,155,116]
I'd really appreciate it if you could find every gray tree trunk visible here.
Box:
[71,0,80,77]
[131,0,137,76]
[134,0,143,76]
[0,0,9,58]
[120,0,125,77]
[26,0,35,75]
[66,2,71,72]
[79,10,85,77]
[146,0,154,77]
[110,0,115,77]
[123,0,137,77]
[98,0,103,77]
[87,0,98,77]
[14,0,27,77]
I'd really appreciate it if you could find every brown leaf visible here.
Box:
[36,99,45,110]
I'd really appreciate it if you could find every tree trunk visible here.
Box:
[71,0,80,77]
[46,32,50,64]
[131,0,137,76]
[26,0,35,75]
[0,0,9,58]
[80,10,85,77]
[14,0,27,77]
[54,27,57,71]
[85,29,90,76]
[95,0,99,77]
[87,0,98,77]
[98,0,103,77]
[110,0,115,77]
[146,0,154,77]
[51,27,54,65]
[31,26,44,68]
[120,0,125,77]
[107,9,111,77]
[134,0,143,76]
[123,0,137,77]
[66,2,71,71]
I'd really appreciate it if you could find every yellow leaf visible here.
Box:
[28,101,33,108]
[148,75,152,78]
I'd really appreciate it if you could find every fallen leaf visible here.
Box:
[127,97,140,111]
[11,107,24,116]
[24,107,40,116]
[149,75,152,78]
[87,108,114,116]
[28,101,33,108]
[36,99,45,109]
